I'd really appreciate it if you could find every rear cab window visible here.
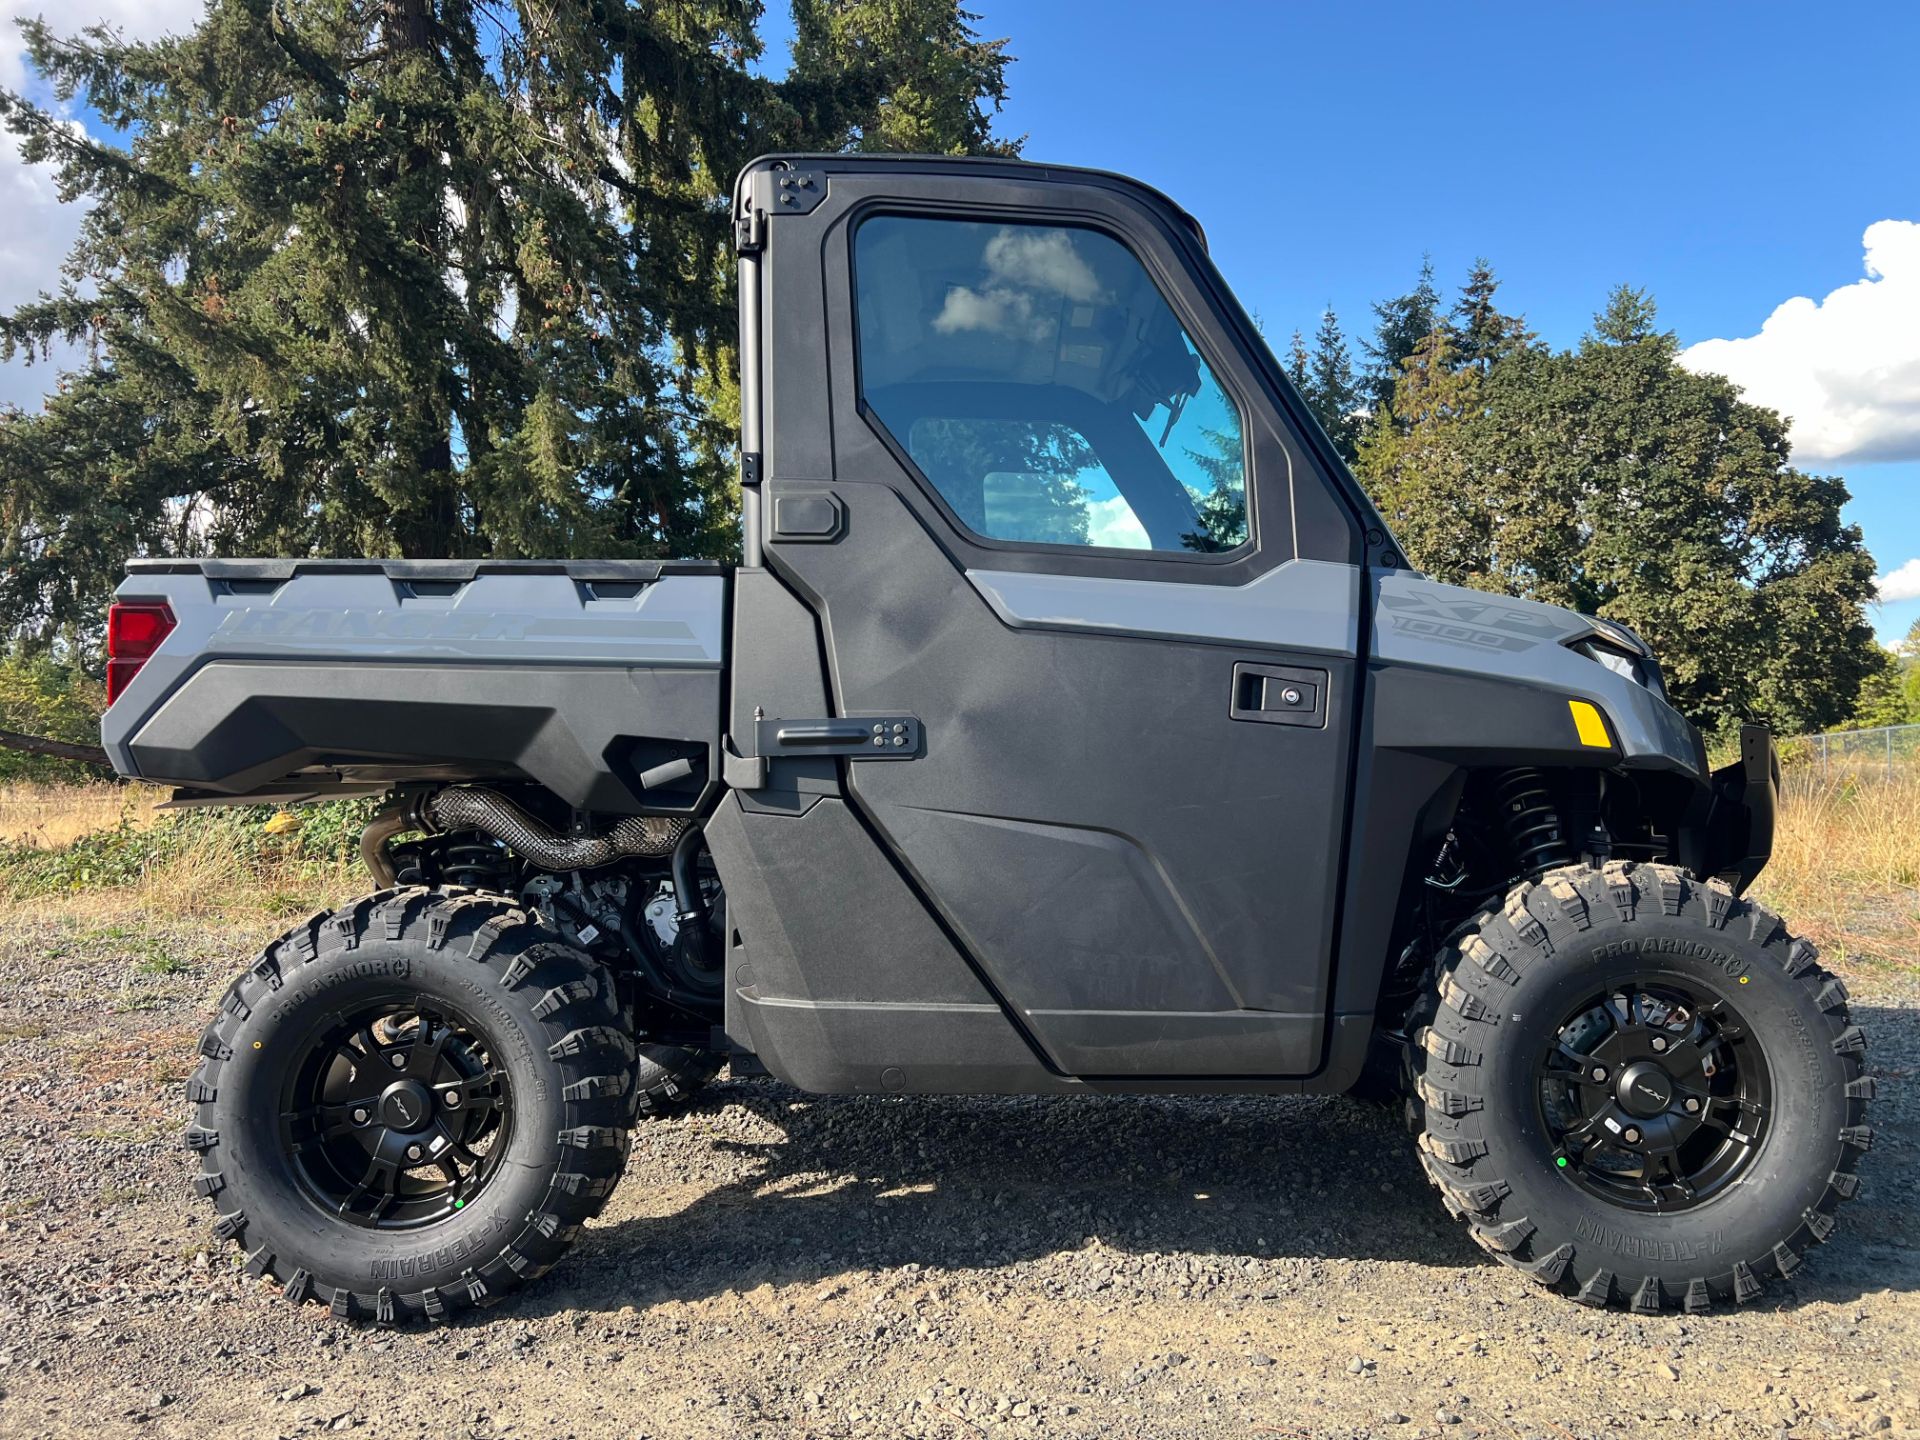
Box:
[853,215,1249,556]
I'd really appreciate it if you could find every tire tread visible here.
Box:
[185,886,635,1324]
[1408,861,1868,1313]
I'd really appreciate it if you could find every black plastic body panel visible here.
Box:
[708,794,1075,1094]
[736,154,1372,1081]
[126,661,722,813]
[1682,724,1778,894]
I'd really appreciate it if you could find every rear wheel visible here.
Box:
[631,1043,723,1118]
[1411,861,1871,1311]
[185,887,635,1322]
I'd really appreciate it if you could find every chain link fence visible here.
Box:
[1783,723,1920,782]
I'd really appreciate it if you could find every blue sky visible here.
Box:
[7,1,1918,643]
[778,1,1920,645]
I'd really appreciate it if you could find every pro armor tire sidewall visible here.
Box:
[1416,864,1869,1309]
[214,953,570,1298]
[186,889,636,1321]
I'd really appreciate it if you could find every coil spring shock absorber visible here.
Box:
[1490,768,1572,876]
[441,839,515,890]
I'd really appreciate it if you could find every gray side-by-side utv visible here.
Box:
[100,154,1868,1323]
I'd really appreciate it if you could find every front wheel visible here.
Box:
[184,888,636,1322]
[1411,862,1871,1312]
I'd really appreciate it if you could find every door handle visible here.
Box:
[773,721,874,747]
[1229,663,1328,729]
[755,715,923,757]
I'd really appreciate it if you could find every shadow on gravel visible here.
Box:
[501,1000,1919,1320]
[527,1084,1482,1316]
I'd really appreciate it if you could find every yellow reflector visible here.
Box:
[1569,700,1611,749]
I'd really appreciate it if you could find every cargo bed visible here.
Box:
[102,557,731,812]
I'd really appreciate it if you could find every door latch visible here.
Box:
[755,715,922,758]
[1229,663,1327,729]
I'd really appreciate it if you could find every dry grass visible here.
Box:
[116,835,356,929]
[1752,765,1920,973]
[0,771,1912,974]
[0,779,159,847]
[0,780,357,928]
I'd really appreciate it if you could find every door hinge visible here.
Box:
[734,171,826,255]
[733,206,765,255]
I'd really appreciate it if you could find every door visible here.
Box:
[742,157,1367,1078]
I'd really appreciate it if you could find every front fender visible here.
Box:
[1682,724,1778,894]
[1371,575,1707,781]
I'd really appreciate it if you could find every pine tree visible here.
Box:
[0,0,1016,649]
[1181,414,1248,552]
[1447,258,1534,371]
[788,1,1016,155]
[1286,330,1311,393]
[1300,306,1360,461]
[1592,285,1661,345]
[1360,257,1440,414]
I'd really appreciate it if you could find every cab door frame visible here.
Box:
[733,154,1381,1081]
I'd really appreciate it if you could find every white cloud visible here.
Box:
[34,0,206,44]
[1680,220,1920,465]
[980,227,1100,303]
[3,0,204,88]
[1877,558,1920,604]
[0,124,83,310]
[0,3,205,408]
[0,124,88,409]
[933,226,1106,339]
[1084,493,1150,550]
[933,283,1040,338]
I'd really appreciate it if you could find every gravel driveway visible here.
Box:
[0,909,1915,1439]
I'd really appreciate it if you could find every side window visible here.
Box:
[853,215,1248,555]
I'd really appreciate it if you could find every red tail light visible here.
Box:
[105,600,176,706]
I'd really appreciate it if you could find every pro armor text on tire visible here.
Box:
[1411,861,1870,1312]
[184,887,636,1322]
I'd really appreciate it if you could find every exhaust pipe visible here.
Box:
[360,801,417,888]
[361,787,692,886]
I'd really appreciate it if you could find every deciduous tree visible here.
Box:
[1356,286,1881,736]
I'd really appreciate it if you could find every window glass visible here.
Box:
[853,215,1248,554]
[904,417,1153,550]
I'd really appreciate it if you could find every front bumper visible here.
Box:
[1688,724,1779,894]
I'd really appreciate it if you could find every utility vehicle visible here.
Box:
[102,154,1869,1322]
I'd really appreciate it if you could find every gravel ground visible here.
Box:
[0,908,1915,1440]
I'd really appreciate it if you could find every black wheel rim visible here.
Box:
[1536,975,1771,1213]
[279,999,512,1229]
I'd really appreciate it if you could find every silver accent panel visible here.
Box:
[965,559,1360,656]
[1372,572,1703,774]
[101,567,726,776]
